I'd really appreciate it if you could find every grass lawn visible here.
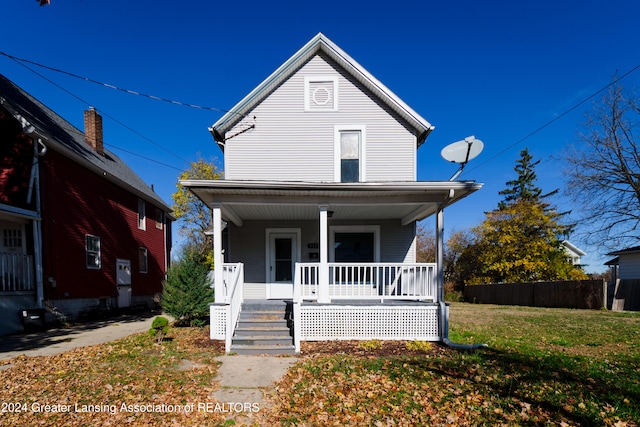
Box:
[0,304,638,426]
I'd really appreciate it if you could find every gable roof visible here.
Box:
[562,240,586,257]
[0,74,170,211]
[211,32,435,149]
[608,245,640,256]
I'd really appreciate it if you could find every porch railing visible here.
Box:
[0,253,34,292]
[222,263,244,353]
[294,262,437,303]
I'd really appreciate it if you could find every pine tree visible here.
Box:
[161,249,215,326]
[498,148,558,210]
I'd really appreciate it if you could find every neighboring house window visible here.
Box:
[86,235,101,269]
[335,126,365,183]
[2,228,22,250]
[304,76,338,111]
[138,199,146,230]
[138,247,148,273]
[155,209,164,230]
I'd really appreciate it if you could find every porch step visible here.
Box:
[230,300,295,355]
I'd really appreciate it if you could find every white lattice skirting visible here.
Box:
[298,305,440,341]
[210,305,227,340]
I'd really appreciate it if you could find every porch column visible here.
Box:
[436,208,445,303]
[318,205,330,303]
[436,207,447,340]
[212,204,224,303]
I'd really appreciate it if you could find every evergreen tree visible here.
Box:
[161,249,214,326]
[498,148,557,210]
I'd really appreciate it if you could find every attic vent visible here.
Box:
[305,76,338,111]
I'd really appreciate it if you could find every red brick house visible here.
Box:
[0,74,172,335]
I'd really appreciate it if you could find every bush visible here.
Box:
[161,249,214,326]
[358,339,383,351]
[149,316,170,343]
[406,340,433,351]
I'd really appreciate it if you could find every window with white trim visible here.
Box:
[155,209,164,230]
[304,76,338,111]
[86,235,101,269]
[335,126,365,183]
[330,225,380,262]
[138,247,148,273]
[137,199,146,230]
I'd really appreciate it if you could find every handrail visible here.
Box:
[294,262,437,303]
[223,263,244,353]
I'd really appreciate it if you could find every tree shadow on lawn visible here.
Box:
[403,347,639,425]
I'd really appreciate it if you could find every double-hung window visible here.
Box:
[137,199,146,230]
[86,235,101,269]
[335,126,365,183]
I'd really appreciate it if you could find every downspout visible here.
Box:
[28,138,47,309]
[437,189,487,350]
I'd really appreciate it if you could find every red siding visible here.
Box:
[0,106,35,209]
[40,149,168,301]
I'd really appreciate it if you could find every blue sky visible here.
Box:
[2,1,639,272]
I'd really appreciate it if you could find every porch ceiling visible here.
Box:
[182,180,482,226]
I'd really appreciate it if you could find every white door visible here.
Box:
[267,232,298,299]
[116,259,132,308]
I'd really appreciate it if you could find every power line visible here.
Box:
[0,50,238,115]
[3,53,193,168]
[462,63,640,176]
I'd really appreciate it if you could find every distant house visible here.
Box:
[182,33,482,353]
[562,240,586,266]
[0,74,172,335]
[607,246,640,280]
[605,246,640,312]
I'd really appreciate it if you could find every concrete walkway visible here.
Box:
[0,313,298,422]
[0,312,159,361]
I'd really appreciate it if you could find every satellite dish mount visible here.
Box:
[440,135,484,181]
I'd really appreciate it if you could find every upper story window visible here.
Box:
[155,209,164,230]
[86,235,101,269]
[335,126,365,183]
[304,76,338,111]
[137,199,146,230]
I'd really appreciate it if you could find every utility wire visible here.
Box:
[0,50,238,115]
[462,63,640,177]
[4,53,192,168]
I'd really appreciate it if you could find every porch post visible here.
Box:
[212,204,224,303]
[318,205,330,303]
[436,207,447,340]
[436,209,445,303]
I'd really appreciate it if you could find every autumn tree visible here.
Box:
[461,149,586,284]
[563,80,640,252]
[172,158,222,267]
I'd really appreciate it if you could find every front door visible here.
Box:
[267,231,298,299]
[116,259,132,308]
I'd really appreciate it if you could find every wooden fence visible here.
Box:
[463,279,606,310]
[611,279,640,312]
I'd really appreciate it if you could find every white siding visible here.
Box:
[224,53,417,182]
[619,253,640,279]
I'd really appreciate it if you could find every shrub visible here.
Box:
[149,316,170,343]
[406,340,433,351]
[358,339,383,351]
[161,249,214,326]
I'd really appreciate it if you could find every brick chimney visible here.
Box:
[84,107,104,155]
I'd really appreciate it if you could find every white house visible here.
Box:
[562,240,586,266]
[182,33,483,353]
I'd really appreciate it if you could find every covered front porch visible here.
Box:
[181,179,481,353]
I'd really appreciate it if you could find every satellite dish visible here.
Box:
[441,136,484,164]
[440,136,484,180]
